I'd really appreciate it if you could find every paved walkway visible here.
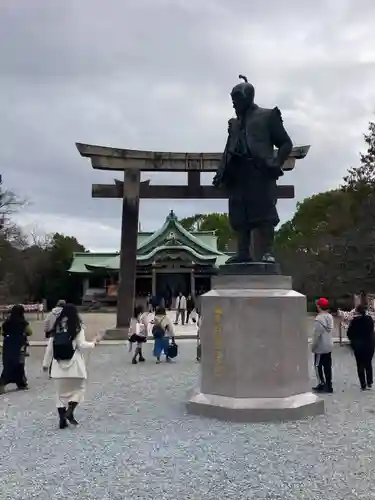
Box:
[0,344,374,499]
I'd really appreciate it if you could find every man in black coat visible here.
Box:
[347,305,375,390]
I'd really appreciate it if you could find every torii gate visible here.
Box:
[76,143,310,339]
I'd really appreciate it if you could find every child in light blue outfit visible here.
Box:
[152,307,175,363]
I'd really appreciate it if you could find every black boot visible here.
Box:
[65,401,79,426]
[58,407,68,429]
[132,346,140,364]
[312,383,325,392]
[138,349,145,362]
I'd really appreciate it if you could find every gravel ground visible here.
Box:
[1,343,375,499]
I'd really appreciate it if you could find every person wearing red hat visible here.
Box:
[311,298,334,393]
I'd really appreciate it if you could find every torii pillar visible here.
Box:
[76,143,310,339]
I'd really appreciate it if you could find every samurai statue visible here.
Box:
[213,75,293,264]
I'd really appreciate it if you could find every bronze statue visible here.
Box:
[213,75,293,264]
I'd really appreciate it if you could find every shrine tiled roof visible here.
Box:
[68,253,119,273]
[68,211,228,273]
[137,210,223,257]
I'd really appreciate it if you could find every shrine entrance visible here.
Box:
[76,142,309,339]
[156,271,191,297]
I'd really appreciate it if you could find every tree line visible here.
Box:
[0,188,85,309]
[181,121,375,306]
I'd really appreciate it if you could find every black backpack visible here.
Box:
[53,326,75,361]
[152,319,166,339]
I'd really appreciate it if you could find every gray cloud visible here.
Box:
[1,0,375,250]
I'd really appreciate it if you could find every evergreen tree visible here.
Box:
[343,121,375,189]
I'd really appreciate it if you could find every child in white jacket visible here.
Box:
[128,305,149,364]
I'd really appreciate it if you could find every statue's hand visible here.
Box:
[212,172,222,188]
[266,158,284,179]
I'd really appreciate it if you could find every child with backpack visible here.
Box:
[42,304,98,429]
[152,306,175,363]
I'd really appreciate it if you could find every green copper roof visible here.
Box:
[85,246,218,271]
[137,233,152,246]
[70,251,227,273]
[68,253,119,273]
[69,211,227,273]
[137,210,222,256]
[190,231,218,250]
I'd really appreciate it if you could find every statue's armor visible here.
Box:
[228,106,275,163]
[223,105,280,232]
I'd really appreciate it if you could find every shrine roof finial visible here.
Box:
[167,209,178,221]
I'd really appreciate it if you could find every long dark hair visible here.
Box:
[54,303,82,339]
[2,304,28,333]
[133,305,144,318]
[356,304,367,317]
[155,306,166,315]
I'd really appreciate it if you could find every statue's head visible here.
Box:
[230,75,255,116]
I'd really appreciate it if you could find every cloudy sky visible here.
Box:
[1,0,375,251]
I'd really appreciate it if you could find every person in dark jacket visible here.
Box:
[0,305,32,394]
[186,295,195,324]
[347,304,375,390]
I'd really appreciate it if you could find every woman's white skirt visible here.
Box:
[54,378,86,408]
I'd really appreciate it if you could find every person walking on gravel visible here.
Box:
[128,305,149,365]
[174,292,187,325]
[44,299,66,338]
[0,305,32,394]
[311,297,334,393]
[42,304,98,429]
[347,304,375,391]
[153,306,176,363]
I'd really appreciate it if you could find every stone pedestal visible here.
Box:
[187,268,324,422]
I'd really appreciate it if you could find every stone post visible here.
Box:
[105,169,140,339]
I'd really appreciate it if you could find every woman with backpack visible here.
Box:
[152,306,175,363]
[128,305,149,364]
[0,304,32,394]
[42,303,98,429]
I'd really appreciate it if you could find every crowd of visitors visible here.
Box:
[129,304,178,364]
[146,292,197,326]
[0,300,100,429]
[310,293,375,394]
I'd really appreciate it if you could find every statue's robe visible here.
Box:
[218,105,292,232]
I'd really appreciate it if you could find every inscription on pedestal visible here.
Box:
[213,306,224,378]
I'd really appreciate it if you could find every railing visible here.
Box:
[0,304,43,319]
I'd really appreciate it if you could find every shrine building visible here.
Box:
[68,210,229,305]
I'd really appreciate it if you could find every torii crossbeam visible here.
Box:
[76,143,310,339]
